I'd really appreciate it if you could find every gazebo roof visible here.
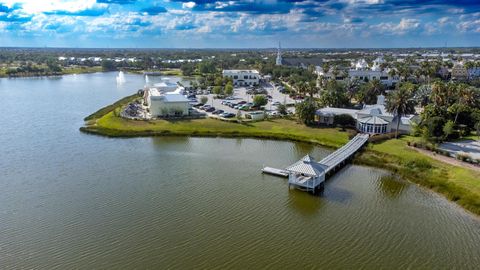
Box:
[358,116,389,125]
[285,155,325,176]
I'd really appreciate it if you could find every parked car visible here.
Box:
[205,107,216,112]
[234,104,243,109]
[220,112,235,118]
[267,111,279,116]
[239,105,250,111]
[187,94,196,99]
[225,96,235,100]
[193,103,204,108]
[221,100,229,105]
[212,109,224,115]
[200,105,211,110]
[272,101,281,106]
[238,101,247,105]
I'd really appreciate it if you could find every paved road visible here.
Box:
[438,140,480,160]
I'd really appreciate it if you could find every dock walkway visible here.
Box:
[261,133,369,192]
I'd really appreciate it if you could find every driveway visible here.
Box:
[438,140,480,160]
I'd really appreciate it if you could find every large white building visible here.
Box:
[222,70,260,86]
[316,95,418,135]
[316,57,400,87]
[144,87,190,118]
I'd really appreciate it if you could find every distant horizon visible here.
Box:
[2,46,480,51]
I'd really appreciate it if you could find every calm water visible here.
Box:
[0,73,479,269]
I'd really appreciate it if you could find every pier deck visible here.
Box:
[261,133,369,192]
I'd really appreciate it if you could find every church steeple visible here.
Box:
[276,41,282,66]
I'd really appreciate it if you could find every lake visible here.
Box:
[0,72,479,269]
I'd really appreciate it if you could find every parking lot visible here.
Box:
[195,82,297,118]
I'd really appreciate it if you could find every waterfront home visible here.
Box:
[316,95,418,135]
[144,87,190,118]
[222,69,260,86]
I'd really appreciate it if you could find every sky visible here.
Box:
[0,0,479,48]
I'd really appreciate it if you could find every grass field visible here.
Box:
[81,94,480,215]
[84,112,351,149]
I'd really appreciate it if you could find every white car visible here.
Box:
[272,101,281,106]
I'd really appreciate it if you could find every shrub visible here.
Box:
[405,158,432,170]
[456,153,470,162]
[368,132,396,143]
[333,114,356,130]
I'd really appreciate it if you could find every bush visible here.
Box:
[405,158,432,170]
[456,153,470,162]
[368,132,396,143]
[333,114,356,130]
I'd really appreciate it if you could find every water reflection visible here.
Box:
[292,141,315,158]
[377,174,408,199]
[287,189,324,215]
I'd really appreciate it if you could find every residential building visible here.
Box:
[222,69,260,86]
[316,57,399,87]
[316,95,418,135]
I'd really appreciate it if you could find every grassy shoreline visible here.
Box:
[81,95,480,216]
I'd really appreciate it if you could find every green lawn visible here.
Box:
[63,66,103,75]
[87,112,350,148]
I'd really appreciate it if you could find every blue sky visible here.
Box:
[0,0,479,48]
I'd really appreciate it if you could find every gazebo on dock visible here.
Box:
[286,155,326,193]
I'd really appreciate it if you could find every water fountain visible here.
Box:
[116,71,126,85]
[145,74,150,86]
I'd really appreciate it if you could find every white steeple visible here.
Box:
[276,41,282,66]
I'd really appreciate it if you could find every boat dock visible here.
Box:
[261,133,369,193]
[261,167,289,177]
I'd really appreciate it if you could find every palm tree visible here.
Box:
[386,83,416,138]
[453,84,476,124]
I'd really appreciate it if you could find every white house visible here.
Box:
[316,57,399,87]
[316,95,418,135]
[222,70,260,86]
[144,87,190,118]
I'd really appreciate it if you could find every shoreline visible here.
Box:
[80,95,480,216]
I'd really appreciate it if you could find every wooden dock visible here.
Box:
[261,133,369,192]
[261,167,289,177]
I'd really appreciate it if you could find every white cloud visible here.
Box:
[371,18,420,35]
[0,0,103,14]
[182,2,196,9]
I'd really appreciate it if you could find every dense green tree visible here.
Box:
[334,114,356,130]
[320,80,349,107]
[386,82,417,138]
[253,95,268,107]
[296,97,317,125]
[224,83,234,96]
[357,79,384,104]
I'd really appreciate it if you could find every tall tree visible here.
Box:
[386,83,417,138]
